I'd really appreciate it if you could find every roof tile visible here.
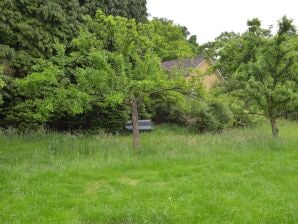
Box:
[161,56,205,71]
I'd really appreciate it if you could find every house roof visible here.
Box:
[161,56,205,71]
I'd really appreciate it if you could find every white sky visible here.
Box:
[147,0,298,44]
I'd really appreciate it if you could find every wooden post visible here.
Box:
[131,97,140,151]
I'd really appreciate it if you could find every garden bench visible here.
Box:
[125,120,153,131]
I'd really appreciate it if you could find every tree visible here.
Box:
[0,0,148,77]
[278,16,296,36]
[219,17,298,136]
[0,0,83,76]
[146,18,198,61]
[80,0,148,22]
[200,31,240,60]
[79,11,186,150]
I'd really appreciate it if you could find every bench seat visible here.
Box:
[125,120,153,131]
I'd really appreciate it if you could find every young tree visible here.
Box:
[79,11,186,150]
[219,17,298,136]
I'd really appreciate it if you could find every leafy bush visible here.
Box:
[48,104,129,133]
[191,100,233,133]
[151,92,189,125]
[228,99,264,127]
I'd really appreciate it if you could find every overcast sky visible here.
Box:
[147,0,298,44]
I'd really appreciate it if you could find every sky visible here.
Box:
[147,0,298,44]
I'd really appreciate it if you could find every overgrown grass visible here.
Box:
[0,121,297,223]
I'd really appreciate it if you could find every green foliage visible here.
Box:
[204,18,271,77]
[278,16,297,36]
[0,0,202,132]
[214,17,298,135]
[80,0,148,22]
[191,99,233,133]
[223,35,298,117]
[146,18,198,61]
[151,91,190,125]
[227,97,264,127]
[49,104,129,133]
[0,0,148,76]
[201,31,240,60]
[5,63,90,129]
[0,0,82,75]
[2,11,190,132]
[73,11,178,130]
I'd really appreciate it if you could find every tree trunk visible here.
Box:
[270,118,279,137]
[131,97,140,151]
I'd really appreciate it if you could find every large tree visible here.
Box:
[79,0,147,22]
[73,11,187,150]
[0,0,82,76]
[0,0,148,77]
[218,17,298,136]
[200,31,240,60]
[146,18,198,61]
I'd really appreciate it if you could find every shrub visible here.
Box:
[191,100,233,133]
[48,104,129,133]
[228,98,265,127]
[151,92,189,125]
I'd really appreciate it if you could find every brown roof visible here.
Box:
[161,56,205,71]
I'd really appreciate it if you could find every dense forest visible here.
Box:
[0,0,297,136]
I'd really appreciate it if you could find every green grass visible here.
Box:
[0,121,298,224]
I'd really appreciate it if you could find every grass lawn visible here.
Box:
[0,121,297,223]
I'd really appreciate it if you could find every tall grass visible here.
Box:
[0,121,297,223]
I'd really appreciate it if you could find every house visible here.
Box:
[162,56,223,89]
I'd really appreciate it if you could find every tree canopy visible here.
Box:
[216,17,298,136]
[1,11,189,135]
[1,0,297,140]
[0,0,148,76]
[80,0,148,22]
[147,18,198,61]
[0,0,83,75]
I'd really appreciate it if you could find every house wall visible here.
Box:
[196,60,210,73]
[202,72,221,90]
[189,59,221,90]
